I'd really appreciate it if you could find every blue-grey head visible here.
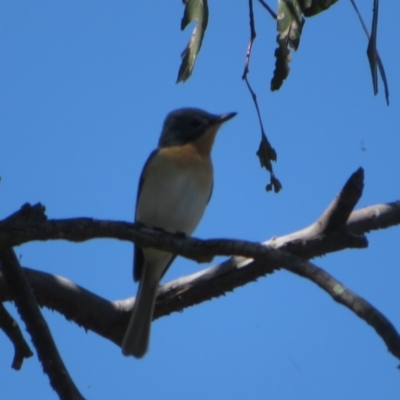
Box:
[158,108,237,147]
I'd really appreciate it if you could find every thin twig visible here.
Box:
[349,0,389,104]
[244,79,266,136]
[242,0,281,192]
[257,0,277,19]
[349,0,370,36]
[242,0,261,126]
[242,0,257,80]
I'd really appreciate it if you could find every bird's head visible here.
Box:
[159,108,237,148]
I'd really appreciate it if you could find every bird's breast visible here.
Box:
[136,145,213,235]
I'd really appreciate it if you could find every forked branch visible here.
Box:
[1,169,400,363]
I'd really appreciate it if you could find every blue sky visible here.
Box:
[1,1,400,399]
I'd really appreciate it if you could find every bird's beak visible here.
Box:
[217,112,237,124]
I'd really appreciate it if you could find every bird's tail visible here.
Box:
[122,276,158,358]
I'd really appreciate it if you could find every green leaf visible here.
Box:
[271,0,339,91]
[299,0,338,17]
[176,0,209,83]
[271,0,305,91]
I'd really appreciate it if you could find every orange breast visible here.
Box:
[157,124,219,167]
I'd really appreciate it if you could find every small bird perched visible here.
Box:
[122,107,236,358]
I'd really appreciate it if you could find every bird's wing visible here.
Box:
[207,180,213,204]
[133,149,159,282]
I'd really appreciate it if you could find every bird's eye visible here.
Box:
[190,119,202,129]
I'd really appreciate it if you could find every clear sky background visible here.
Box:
[1,2,399,399]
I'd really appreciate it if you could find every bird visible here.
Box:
[121,107,237,358]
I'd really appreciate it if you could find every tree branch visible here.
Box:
[0,302,33,370]
[0,249,84,400]
[0,267,126,346]
[347,201,400,234]
[282,258,400,361]
[0,169,399,362]
[1,242,400,362]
